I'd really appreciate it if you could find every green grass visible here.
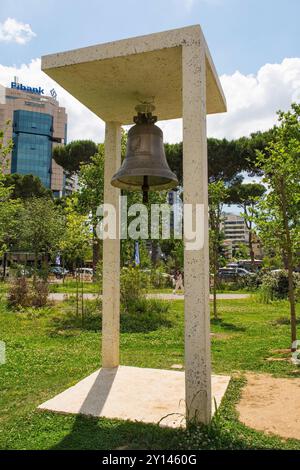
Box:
[49,280,101,294]
[0,295,300,449]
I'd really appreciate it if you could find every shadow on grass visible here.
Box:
[270,317,300,326]
[50,414,182,450]
[211,318,246,333]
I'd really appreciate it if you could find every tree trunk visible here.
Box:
[249,231,255,267]
[212,238,219,319]
[92,236,100,276]
[2,251,7,281]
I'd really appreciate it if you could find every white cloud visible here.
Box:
[0,17,36,45]
[208,58,300,140]
[0,57,299,144]
[160,58,300,142]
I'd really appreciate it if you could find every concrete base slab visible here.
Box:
[38,366,230,427]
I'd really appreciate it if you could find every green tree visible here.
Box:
[4,173,52,199]
[59,196,91,269]
[165,132,273,188]
[0,123,21,274]
[254,103,300,348]
[17,198,64,277]
[209,180,228,319]
[228,182,266,265]
[53,140,98,175]
[77,145,104,271]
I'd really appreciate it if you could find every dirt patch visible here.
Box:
[210,332,232,340]
[237,373,300,440]
[271,348,291,355]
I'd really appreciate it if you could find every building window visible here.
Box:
[11,110,53,188]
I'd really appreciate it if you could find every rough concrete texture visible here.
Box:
[182,40,211,423]
[39,366,230,428]
[42,25,226,123]
[102,122,121,368]
[237,373,300,440]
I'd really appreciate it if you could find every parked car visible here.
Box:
[50,266,69,278]
[74,268,93,276]
[218,267,254,279]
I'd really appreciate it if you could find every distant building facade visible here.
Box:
[0,79,69,197]
[221,212,263,259]
[221,213,249,258]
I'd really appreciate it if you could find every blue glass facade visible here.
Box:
[11,110,53,188]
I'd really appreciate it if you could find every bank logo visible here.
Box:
[11,81,44,95]
[50,88,57,99]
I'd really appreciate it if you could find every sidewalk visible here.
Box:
[48,292,250,302]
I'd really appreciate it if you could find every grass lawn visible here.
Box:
[49,280,101,294]
[0,295,300,450]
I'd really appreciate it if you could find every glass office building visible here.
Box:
[0,81,69,196]
[11,110,53,188]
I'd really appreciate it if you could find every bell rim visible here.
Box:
[111,177,178,191]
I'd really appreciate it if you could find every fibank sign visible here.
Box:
[11,81,44,95]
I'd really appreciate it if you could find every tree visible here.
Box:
[77,145,105,271]
[165,132,273,188]
[0,123,21,275]
[208,180,228,319]
[59,196,91,269]
[254,103,300,349]
[228,182,266,265]
[17,198,64,277]
[53,140,98,175]
[4,173,52,199]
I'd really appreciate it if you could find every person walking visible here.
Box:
[173,270,184,294]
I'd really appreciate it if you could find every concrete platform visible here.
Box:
[38,366,230,427]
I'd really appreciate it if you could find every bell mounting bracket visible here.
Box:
[134,102,157,125]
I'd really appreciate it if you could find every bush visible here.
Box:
[31,278,49,307]
[259,270,300,303]
[7,277,31,307]
[7,277,49,308]
[51,298,171,333]
[235,273,262,291]
[120,267,149,312]
[150,267,173,289]
[120,300,171,333]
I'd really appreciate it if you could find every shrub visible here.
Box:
[150,267,173,289]
[120,267,149,312]
[7,277,31,308]
[7,277,49,308]
[259,270,300,303]
[31,278,49,307]
[236,272,262,291]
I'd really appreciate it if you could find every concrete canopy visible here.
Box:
[42,25,226,124]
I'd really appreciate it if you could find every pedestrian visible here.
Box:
[173,270,184,294]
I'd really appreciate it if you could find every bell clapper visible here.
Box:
[142,175,149,203]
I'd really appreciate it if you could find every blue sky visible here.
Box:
[0,0,299,148]
[0,0,299,75]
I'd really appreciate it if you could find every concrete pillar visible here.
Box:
[102,122,121,368]
[182,41,212,424]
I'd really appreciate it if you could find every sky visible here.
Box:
[0,0,299,146]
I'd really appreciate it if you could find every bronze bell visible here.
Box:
[111,104,178,202]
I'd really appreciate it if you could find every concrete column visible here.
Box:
[102,122,121,368]
[182,41,212,424]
